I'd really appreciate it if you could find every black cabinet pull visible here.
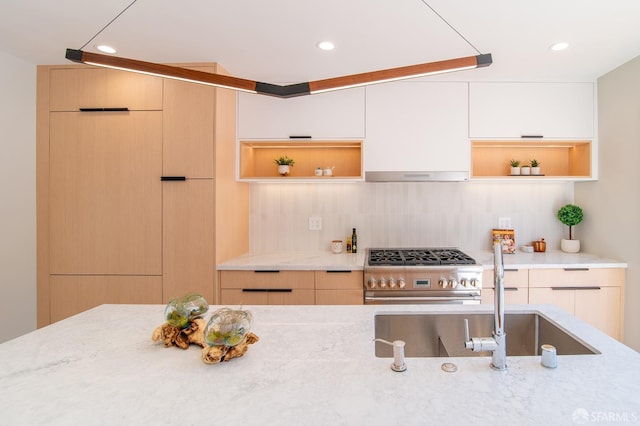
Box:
[326,270,352,273]
[551,286,601,291]
[254,270,280,273]
[79,107,129,112]
[242,288,292,293]
[504,268,519,272]
[289,135,312,139]
[161,176,186,181]
[563,268,590,272]
[241,289,268,292]
[504,287,519,291]
[520,134,543,139]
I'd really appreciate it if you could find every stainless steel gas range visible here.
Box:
[363,248,483,304]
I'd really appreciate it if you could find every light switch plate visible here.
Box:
[309,216,322,231]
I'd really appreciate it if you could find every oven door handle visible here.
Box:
[364,295,479,303]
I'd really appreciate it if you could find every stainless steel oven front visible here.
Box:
[363,248,483,305]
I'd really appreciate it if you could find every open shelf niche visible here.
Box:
[471,140,592,179]
[238,140,363,181]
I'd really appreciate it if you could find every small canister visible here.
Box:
[533,238,547,252]
[541,344,558,368]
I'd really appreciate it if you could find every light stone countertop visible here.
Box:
[217,249,627,271]
[1,304,638,425]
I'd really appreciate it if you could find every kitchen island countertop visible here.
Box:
[217,249,627,270]
[1,303,638,425]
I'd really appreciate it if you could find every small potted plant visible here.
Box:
[274,156,295,176]
[557,204,584,253]
[510,159,521,175]
[530,159,541,175]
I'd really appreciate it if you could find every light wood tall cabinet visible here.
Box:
[37,63,249,326]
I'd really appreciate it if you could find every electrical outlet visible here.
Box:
[308,216,322,231]
[498,217,512,229]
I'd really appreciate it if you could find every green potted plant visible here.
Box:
[557,204,584,252]
[274,156,295,176]
[510,159,521,175]
[530,159,541,175]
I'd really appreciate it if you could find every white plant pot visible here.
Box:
[277,165,290,176]
[520,166,531,175]
[510,166,521,175]
[531,166,541,175]
[561,239,581,253]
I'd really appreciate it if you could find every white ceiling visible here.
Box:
[1,0,640,83]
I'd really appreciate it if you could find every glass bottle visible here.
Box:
[351,228,358,253]
[346,236,352,253]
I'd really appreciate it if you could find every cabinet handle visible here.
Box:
[254,270,280,273]
[551,286,601,291]
[79,107,129,112]
[504,287,519,291]
[563,268,590,272]
[326,270,352,273]
[520,135,543,139]
[289,135,312,139]
[242,288,292,293]
[160,176,186,181]
[504,268,519,272]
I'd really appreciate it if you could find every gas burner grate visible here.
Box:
[368,248,476,266]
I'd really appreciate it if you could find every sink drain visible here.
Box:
[441,362,458,373]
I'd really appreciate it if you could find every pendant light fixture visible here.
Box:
[65,1,492,98]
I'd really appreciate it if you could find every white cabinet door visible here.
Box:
[469,82,594,139]
[364,82,469,172]
[238,88,365,139]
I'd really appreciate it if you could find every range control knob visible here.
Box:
[388,278,396,289]
[439,279,448,289]
[379,277,387,289]
[461,279,469,288]
[368,277,377,289]
[470,279,479,288]
[448,279,457,288]
[398,278,406,289]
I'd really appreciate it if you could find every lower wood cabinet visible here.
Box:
[481,269,529,305]
[50,275,162,323]
[315,270,364,305]
[219,270,315,305]
[529,268,624,340]
[219,269,364,305]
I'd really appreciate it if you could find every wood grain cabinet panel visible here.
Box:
[49,67,163,111]
[50,276,162,323]
[219,271,315,305]
[315,270,363,305]
[48,111,163,275]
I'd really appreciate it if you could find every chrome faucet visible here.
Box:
[463,242,507,370]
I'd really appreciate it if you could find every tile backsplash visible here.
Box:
[249,181,573,252]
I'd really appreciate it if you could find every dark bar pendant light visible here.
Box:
[65,48,492,99]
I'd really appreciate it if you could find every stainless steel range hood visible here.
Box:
[365,171,469,182]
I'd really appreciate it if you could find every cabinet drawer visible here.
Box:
[220,288,315,305]
[481,287,528,305]
[529,268,624,288]
[219,270,315,290]
[482,268,528,288]
[315,270,363,290]
[316,290,363,305]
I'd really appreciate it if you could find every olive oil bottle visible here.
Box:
[351,228,357,254]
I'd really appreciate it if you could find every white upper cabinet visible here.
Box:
[469,82,594,139]
[237,88,365,139]
[365,82,469,172]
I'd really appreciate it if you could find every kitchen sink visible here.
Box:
[374,312,599,358]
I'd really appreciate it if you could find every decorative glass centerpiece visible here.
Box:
[204,307,253,347]
[164,293,209,329]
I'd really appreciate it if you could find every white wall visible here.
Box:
[249,181,573,252]
[576,55,640,351]
[0,51,37,342]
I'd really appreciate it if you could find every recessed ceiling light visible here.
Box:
[317,41,335,51]
[550,42,569,52]
[96,45,117,54]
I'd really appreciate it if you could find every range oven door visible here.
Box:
[364,290,481,305]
